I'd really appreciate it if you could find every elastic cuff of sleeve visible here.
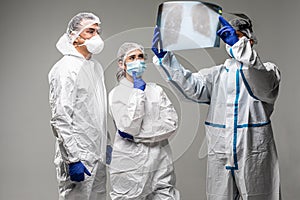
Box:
[118,130,134,141]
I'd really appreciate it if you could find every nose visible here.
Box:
[250,39,254,46]
[93,31,98,36]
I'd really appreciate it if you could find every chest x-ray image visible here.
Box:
[156,1,222,51]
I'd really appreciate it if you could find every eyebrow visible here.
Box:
[128,53,144,57]
[84,27,100,32]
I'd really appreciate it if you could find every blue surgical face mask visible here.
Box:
[126,60,147,77]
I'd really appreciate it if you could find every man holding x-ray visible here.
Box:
[152,12,281,200]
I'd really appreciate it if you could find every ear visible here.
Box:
[73,38,79,46]
[74,36,85,46]
[118,60,126,70]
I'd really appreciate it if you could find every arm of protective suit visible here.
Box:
[228,36,281,104]
[134,86,178,143]
[49,73,80,163]
[109,88,145,137]
[153,52,213,103]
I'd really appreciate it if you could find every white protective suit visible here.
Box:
[109,78,180,200]
[153,36,281,200]
[48,34,108,200]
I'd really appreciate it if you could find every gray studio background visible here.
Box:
[0,0,299,199]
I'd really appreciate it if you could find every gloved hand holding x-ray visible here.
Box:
[152,26,168,58]
[217,16,239,46]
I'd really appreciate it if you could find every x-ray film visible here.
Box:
[156,1,222,51]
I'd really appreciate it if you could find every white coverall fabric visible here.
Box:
[153,36,281,200]
[108,78,180,200]
[48,33,108,200]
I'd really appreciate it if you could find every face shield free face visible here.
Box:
[66,12,101,44]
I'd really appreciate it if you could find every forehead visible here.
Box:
[82,23,100,31]
[127,49,143,57]
[236,30,245,37]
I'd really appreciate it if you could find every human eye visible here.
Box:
[89,29,95,34]
[128,55,135,61]
[137,54,144,60]
[96,28,101,34]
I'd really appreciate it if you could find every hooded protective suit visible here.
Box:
[48,33,108,200]
[153,36,281,200]
[109,77,180,200]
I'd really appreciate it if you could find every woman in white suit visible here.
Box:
[108,42,180,200]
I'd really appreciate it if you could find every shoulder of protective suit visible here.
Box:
[263,62,277,69]
[146,82,158,89]
[263,62,280,77]
[197,64,224,76]
[109,83,121,95]
[145,82,164,93]
[108,87,115,102]
[108,81,128,98]
[90,57,102,66]
[51,56,83,81]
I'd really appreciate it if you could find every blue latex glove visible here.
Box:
[68,161,91,182]
[118,130,134,141]
[151,26,167,58]
[133,72,146,91]
[217,16,239,46]
[106,145,113,165]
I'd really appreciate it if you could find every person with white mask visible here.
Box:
[109,42,180,199]
[48,12,110,200]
